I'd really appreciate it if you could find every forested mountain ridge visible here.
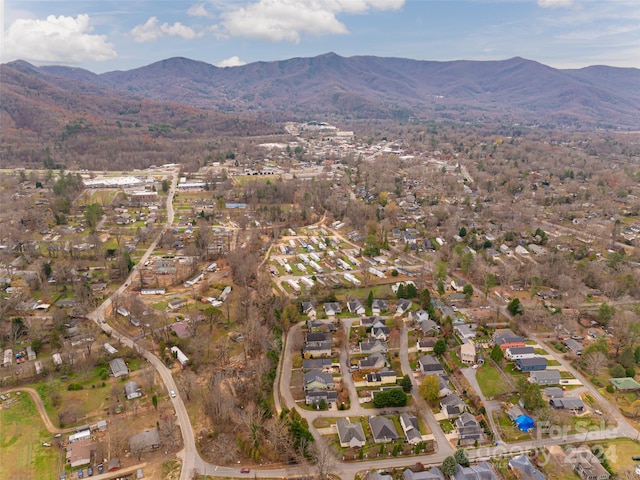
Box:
[32,53,640,129]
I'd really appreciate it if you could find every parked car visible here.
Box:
[97,464,103,474]
[633,456,640,461]
[78,469,84,479]
[87,466,93,476]
[240,468,250,473]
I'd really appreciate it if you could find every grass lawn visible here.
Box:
[476,363,511,397]
[439,419,454,433]
[591,438,640,475]
[0,393,60,480]
[494,412,532,442]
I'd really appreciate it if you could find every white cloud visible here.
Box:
[538,0,574,8]
[131,16,203,42]
[188,3,212,18]
[3,14,116,63]
[216,56,247,67]
[216,0,404,43]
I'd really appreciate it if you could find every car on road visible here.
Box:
[240,468,250,473]
[170,390,176,398]
[78,469,84,479]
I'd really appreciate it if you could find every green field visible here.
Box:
[476,363,511,397]
[0,393,59,480]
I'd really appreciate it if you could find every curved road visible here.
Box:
[76,171,639,480]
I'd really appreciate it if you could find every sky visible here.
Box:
[1,0,639,73]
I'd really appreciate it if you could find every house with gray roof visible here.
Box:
[303,358,332,372]
[305,388,338,406]
[129,429,160,452]
[550,397,585,412]
[399,412,422,445]
[336,418,366,448]
[359,353,388,371]
[323,302,342,317]
[403,468,444,480]
[360,340,388,354]
[453,462,497,480]
[417,337,437,352]
[396,299,412,315]
[530,370,561,385]
[455,413,483,441]
[347,299,366,316]
[508,454,546,480]
[124,381,142,400]
[418,355,445,375]
[109,358,129,378]
[440,394,466,419]
[369,416,399,443]
[304,370,334,390]
[371,299,388,315]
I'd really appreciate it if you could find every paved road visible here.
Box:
[399,321,453,455]
[460,368,504,444]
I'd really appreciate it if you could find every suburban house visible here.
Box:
[454,462,497,480]
[371,299,389,315]
[347,299,367,316]
[609,377,640,391]
[454,323,477,341]
[417,318,439,336]
[323,302,342,318]
[566,446,611,480]
[366,367,397,385]
[124,381,142,400]
[494,331,527,351]
[417,337,437,352]
[359,353,388,371]
[301,302,317,318]
[369,416,399,443]
[365,472,393,480]
[399,412,422,445]
[336,418,366,448]
[505,346,536,361]
[440,394,466,419]
[360,340,389,354]
[451,279,468,292]
[418,355,445,375]
[515,357,548,372]
[304,370,334,390]
[305,388,338,406]
[550,397,585,412]
[303,358,332,372]
[455,413,483,441]
[460,342,476,364]
[544,387,565,398]
[438,376,454,398]
[396,299,412,315]
[109,358,129,378]
[66,437,96,467]
[508,454,545,480]
[371,321,390,341]
[129,429,161,453]
[403,468,445,480]
[564,338,584,355]
[304,332,332,358]
[410,310,430,324]
[530,370,561,385]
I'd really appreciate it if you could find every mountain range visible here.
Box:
[3,53,640,133]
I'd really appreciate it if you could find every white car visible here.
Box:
[170,390,176,398]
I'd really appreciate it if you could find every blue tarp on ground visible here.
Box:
[514,414,535,432]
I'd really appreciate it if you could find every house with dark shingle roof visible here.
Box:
[418,355,445,375]
[453,461,497,480]
[440,394,465,419]
[371,299,388,315]
[347,299,366,316]
[508,454,546,480]
[403,468,444,480]
[304,370,334,390]
[360,340,388,354]
[336,418,366,448]
[400,412,422,445]
[369,416,399,443]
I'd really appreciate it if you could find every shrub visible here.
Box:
[605,384,614,393]
[625,367,636,378]
[67,383,83,391]
[373,388,408,408]
[609,364,626,378]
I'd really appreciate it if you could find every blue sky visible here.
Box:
[2,0,639,73]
